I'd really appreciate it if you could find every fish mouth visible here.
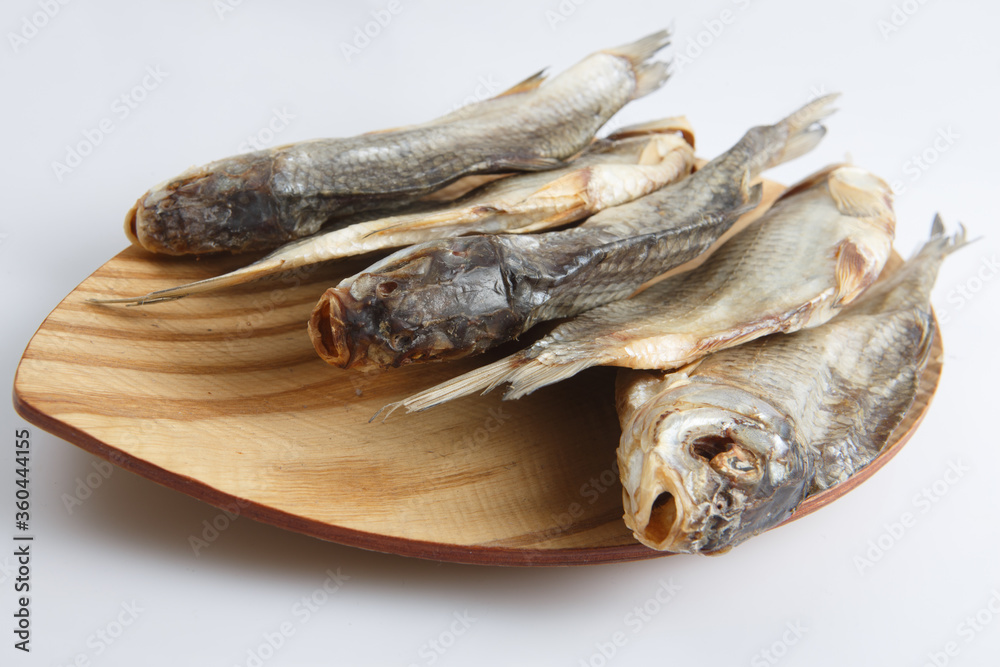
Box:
[309,288,355,368]
[624,460,693,553]
[646,493,679,544]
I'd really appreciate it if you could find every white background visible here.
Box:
[3,1,999,665]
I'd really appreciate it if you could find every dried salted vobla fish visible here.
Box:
[125,30,671,255]
[310,96,838,370]
[615,218,966,554]
[92,120,695,305]
[383,164,896,414]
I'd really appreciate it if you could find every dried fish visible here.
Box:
[92,120,694,305]
[126,30,672,255]
[310,96,838,370]
[383,164,896,414]
[615,218,966,553]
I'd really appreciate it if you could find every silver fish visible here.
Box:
[615,218,966,554]
[92,120,695,305]
[126,31,671,255]
[384,164,896,414]
[310,96,838,369]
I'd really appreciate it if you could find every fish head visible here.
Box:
[125,152,283,254]
[619,382,810,554]
[310,236,525,369]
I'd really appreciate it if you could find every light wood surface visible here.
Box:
[12,181,942,565]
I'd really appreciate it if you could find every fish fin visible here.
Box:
[607,116,695,149]
[526,168,593,207]
[418,174,512,203]
[490,156,568,172]
[603,30,671,100]
[927,214,975,255]
[751,94,839,177]
[632,61,671,100]
[901,215,974,265]
[834,239,876,305]
[604,29,671,65]
[378,353,529,417]
[499,170,593,232]
[494,69,548,98]
[827,166,894,220]
[86,254,293,306]
[513,209,588,233]
[930,212,945,238]
[732,181,765,219]
[502,358,598,400]
[368,205,499,236]
[776,163,850,202]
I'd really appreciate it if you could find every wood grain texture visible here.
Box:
[11,181,942,565]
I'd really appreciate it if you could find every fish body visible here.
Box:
[93,121,695,305]
[385,164,896,413]
[311,96,838,369]
[126,31,671,255]
[615,219,964,553]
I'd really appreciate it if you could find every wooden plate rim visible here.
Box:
[12,252,943,567]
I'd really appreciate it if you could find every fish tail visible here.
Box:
[376,352,530,418]
[918,214,973,260]
[747,93,839,178]
[603,30,672,100]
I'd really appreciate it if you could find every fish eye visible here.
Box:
[690,436,733,461]
[691,436,760,479]
[392,333,413,350]
[377,281,399,297]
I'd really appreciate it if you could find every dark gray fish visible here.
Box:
[310,96,837,369]
[615,217,966,554]
[126,31,672,255]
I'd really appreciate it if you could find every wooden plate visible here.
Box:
[12,183,942,565]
